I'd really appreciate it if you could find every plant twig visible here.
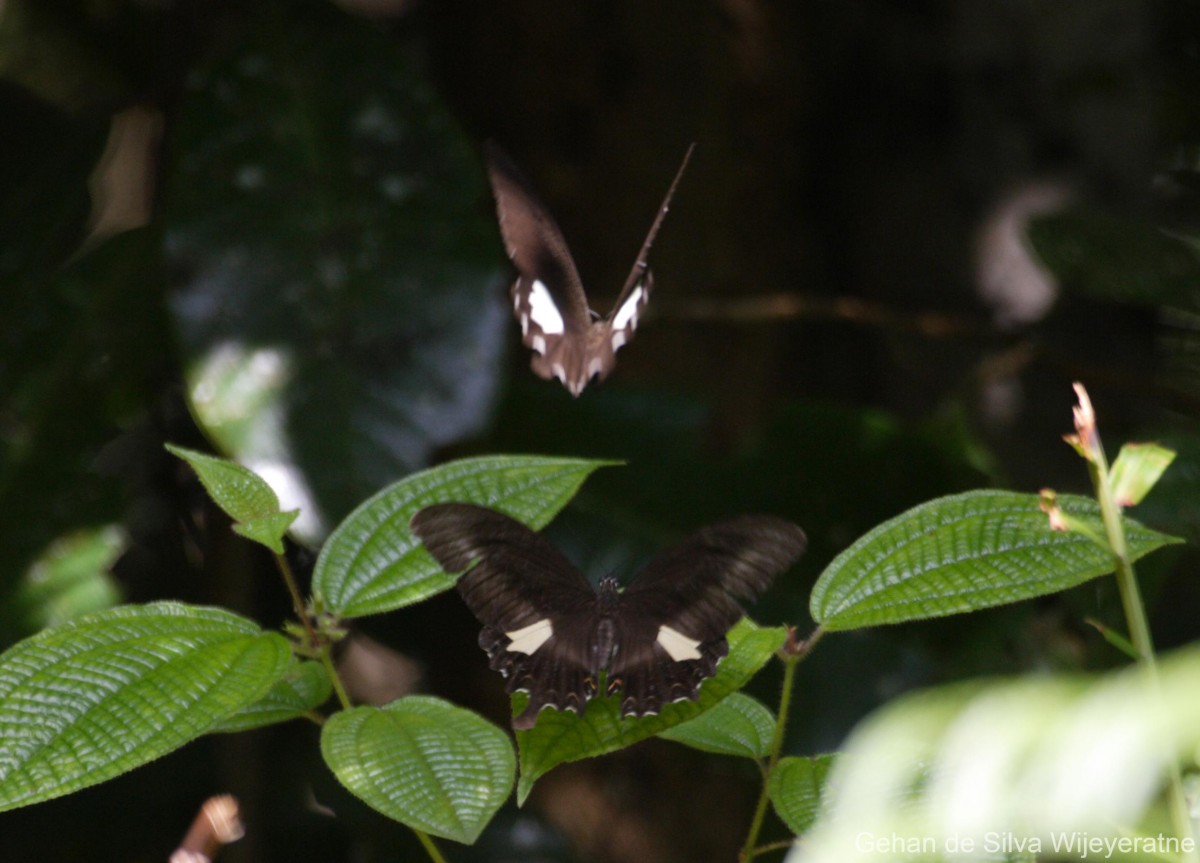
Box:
[1070,383,1197,863]
[740,627,825,861]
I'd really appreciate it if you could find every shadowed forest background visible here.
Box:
[3,0,1200,860]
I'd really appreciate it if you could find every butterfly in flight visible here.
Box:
[484,142,695,397]
[410,503,805,730]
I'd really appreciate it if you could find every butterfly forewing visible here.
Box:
[410,503,594,627]
[410,503,600,729]
[607,516,807,717]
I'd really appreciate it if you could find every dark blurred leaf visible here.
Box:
[164,3,505,540]
[1027,209,1200,306]
[485,384,987,612]
[0,83,105,280]
[0,228,170,641]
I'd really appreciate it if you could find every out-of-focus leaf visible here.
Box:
[0,602,291,811]
[1027,209,1200,306]
[1,526,124,635]
[164,3,506,541]
[0,229,169,639]
[0,84,105,280]
[791,645,1200,863]
[1108,443,1175,507]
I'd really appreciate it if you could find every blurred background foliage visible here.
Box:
[2,0,1199,860]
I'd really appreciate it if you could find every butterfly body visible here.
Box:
[410,503,805,729]
[486,143,693,396]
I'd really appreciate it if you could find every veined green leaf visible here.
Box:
[211,659,331,733]
[312,455,614,618]
[321,696,514,844]
[0,602,291,811]
[769,754,837,836]
[516,619,785,804]
[810,491,1181,631]
[166,443,298,553]
[658,692,776,759]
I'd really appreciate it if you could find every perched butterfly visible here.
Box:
[484,142,695,396]
[410,503,805,730]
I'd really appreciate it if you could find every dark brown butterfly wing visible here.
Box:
[409,503,600,729]
[484,142,692,397]
[607,515,806,718]
[600,142,694,356]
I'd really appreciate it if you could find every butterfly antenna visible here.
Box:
[616,142,696,301]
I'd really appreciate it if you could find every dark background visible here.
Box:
[3,0,1200,860]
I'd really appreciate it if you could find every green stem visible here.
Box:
[740,628,825,862]
[274,552,318,647]
[415,828,450,863]
[1086,456,1197,861]
[319,646,352,711]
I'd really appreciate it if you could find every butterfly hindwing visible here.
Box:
[607,516,807,718]
[411,504,806,729]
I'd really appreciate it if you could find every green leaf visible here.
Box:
[801,647,1200,861]
[231,511,303,553]
[658,693,776,759]
[166,443,299,554]
[768,754,836,836]
[516,619,785,804]
[313,455,615,618]
[211,660,331,733]
[1108,443,1175,507]
[1027,208,1200,307]
[810,491,1182,631]
[0,602,291,811]
[3,525,124,634]
[321,696,514,844]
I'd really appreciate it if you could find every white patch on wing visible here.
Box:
[520,314,529,336]
[656,625,702,662]
[611,286,644,331]
[611,330,627,351]
[552,362,566,383]
[505,619,554,655]
[529,280,566,334]
[587,356,604,379]
[531,334,546,355]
